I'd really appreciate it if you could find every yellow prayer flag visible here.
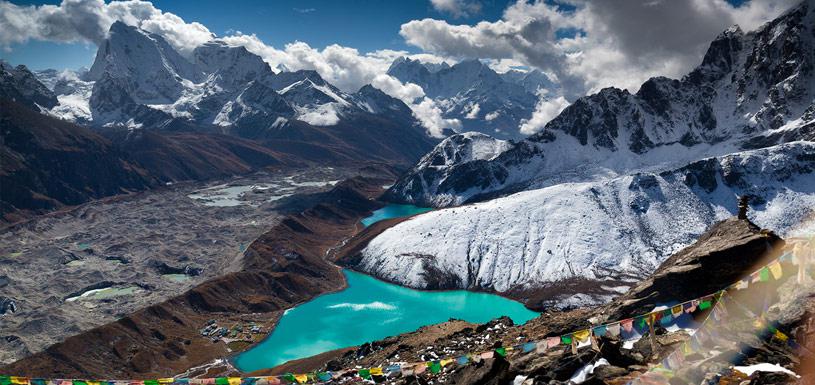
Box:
[769,261,783,279]
[158,380,174,385]
[440,359,454,367]
[228,379,241,385]
[370,367,384,375]
[682,342,693,356]
[573,329,591,342]
[11,378,29,385]
[775,330,789,342]
[293,374,308,384]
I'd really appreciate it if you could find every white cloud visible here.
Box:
[221,33,446,92]
[430,0,482,18]
[369,74,460,138]
[519,96,569,135]
[400,0,800,99]
[370,74,425,102]
[412,97,462,138]
[0,0,212,55]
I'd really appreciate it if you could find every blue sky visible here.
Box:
[3,0,515,70]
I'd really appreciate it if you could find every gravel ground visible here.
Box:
[0,167,353,365]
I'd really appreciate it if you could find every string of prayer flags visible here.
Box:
[2,251,798,385]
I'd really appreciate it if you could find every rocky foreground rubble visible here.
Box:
[254,217,814,385]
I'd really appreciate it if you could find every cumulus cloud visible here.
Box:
[401,0,799,99]
[220,33,446,92]
[0,0,212,55]
[369,74,460,138]
[519,96,569,135]
[430,0,482,18]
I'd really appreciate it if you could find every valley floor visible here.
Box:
[0,167,354,365]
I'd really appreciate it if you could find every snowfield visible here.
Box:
[358,142,815,308]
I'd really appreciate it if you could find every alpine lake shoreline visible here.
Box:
[229,203,541,374]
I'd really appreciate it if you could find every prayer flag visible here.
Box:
[661,357,672,370]
[561,335,573,345]
[317,373,332,382]
[607,323,621,337]
[660,313,673,326]
[0,378,10,385]
[370,367,384,375]
[523,342,536,353]
[536,341,548,354]
[760,267,770,282]
[386,365,402,373]
[358,369,371,380]
[31,380,46,385]
[672,305,683,317]
[734,279,749,290]
[429,361,442,374]
[401,366,415,376]
[481,351,495,359]
[10,379,28,385]
[239,379,255,385]
[699,300,711,310]
[227,378,241,385]
[214,379,228,385]
[775,330,789,342]
[293,374,307,384]
[573,329,591,343]
[440,359,454,367]
[621,319,634,332]
[280,374,296,384]
[751,271,761,283]
[495,347,507,357]
[769,261,783,279]
[593,325,607,337]
[457,355,470,365]
[547,337,561,348]
[158,380,174,385]
[73,381,88,385]
[265,378,281,385]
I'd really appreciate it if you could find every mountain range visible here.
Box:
[349,0,815,309]
[0,22,441,221]
[387,57,555,140]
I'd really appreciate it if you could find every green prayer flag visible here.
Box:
[561,335,572,345]
[145,381,159,385]
[282,374,296,383]
[760,267,770,282]
[215,379,229,385]
[495,347,507,357]
[73,381,88,385]
[430,361,442,373]
[358,369,371,379]
[699,300,711,310]
[0,377,11,385]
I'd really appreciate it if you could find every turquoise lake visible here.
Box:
[234,270,539,372]
[360,204,433,227]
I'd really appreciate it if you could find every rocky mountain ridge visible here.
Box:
[387,57,548,140]
[350,0,815,308]
[387,0,815,208]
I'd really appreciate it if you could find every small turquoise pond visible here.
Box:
[360,204,433,227]
[234,270,538,372]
